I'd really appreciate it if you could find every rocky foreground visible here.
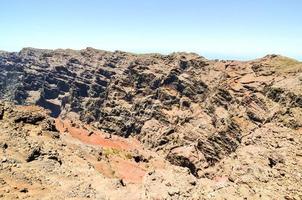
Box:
[0,48,302,199]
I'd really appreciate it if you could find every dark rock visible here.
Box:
[119,179,126,187]
[26,147,41,162]
[197,121,241,166]
[1,143,8,149]
[166,153,198,177]
[14,114,45,125]
[19,188,28,193]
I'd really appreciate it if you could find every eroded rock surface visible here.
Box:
[0,102,199,199]
[0,49,302,199]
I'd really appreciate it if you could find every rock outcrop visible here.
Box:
[0,48,302,199]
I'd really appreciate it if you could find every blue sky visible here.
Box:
[1,0,301,60]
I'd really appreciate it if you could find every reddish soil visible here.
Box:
[94,157,146,184]
[55,118,147,183]
[111,156,146,183]
[55,119,141,151]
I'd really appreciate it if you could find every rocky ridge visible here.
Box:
[0,48,302,199]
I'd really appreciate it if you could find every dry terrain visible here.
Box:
[0,48,302,199]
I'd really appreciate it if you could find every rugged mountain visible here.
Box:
[0,102,199,199]
[0,48,302,199]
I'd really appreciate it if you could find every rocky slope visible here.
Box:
[0,48,302,199]
[0,102,200,199]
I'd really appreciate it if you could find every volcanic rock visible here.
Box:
[0,49,302,199]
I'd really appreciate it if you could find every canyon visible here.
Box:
[0,48,302,199]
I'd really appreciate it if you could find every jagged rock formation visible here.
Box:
[0,48,302,199]
[0,102,198,199]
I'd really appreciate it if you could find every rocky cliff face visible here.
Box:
[0,48,302,199]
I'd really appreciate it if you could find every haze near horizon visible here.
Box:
[1,0,301,60]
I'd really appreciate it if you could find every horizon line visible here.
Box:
[1,46,301,62]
